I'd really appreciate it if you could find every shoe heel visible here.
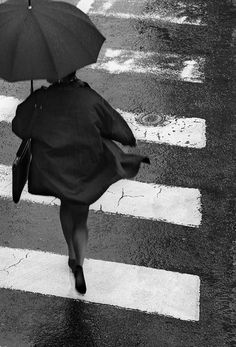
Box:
[74,265,86,294]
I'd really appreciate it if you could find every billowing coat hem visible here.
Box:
[27,139,150,205]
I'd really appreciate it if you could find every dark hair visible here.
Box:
[61,71,76,82]
[47,71,79,86]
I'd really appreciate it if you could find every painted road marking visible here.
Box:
[92,49,205,83]
[120,109,206,148]
[180,60,204,83]
[77,0,95,13]
[77,0,205,25]
[0,96,206,148]
[0,164,201,227]
[89,10,205,26]
[0,246,200,321]
[0,96,21,123]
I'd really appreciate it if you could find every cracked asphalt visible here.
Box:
[0,0,235,346]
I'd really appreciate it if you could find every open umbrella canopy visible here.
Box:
[0,0,105,82]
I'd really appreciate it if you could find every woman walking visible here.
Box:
[12,71,150,294]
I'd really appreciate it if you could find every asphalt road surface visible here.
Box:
[0,0,235,346]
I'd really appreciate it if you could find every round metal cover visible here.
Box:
[137,113,166,127]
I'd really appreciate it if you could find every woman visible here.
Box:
[12,71,150,294]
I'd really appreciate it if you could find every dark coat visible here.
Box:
[12,80,149,205]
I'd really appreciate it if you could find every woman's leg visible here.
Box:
[69,203,89,294]
[59,200,76,260]
[60,200,89,293]
[70,204,89,266]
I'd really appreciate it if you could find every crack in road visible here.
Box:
[117,188,145,207]
[156,187,163,198]
[0,252,30,275]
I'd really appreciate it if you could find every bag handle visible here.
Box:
[29,87,46,136]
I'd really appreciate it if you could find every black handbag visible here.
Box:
[12,138,32,203]
[12,87,44,203]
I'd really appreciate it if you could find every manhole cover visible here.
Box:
[137,113,166,126]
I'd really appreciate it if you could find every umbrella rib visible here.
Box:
[35,3,104,40]
[0,1,105,81]
[34,9,105,60]
[10,14,30,79]
[30,11,59,78]
[36,2,94,26]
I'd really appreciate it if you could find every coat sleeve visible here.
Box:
[12,93,36,139]
[94,96,136,146]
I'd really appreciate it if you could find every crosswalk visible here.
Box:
[79,0,206,25]
[91,48,205,83]
[0,246,200,321]
[0,164,202,227]
[0,96,206,148]
[0,0,206,330]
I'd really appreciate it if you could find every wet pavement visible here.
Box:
[0,0,235,346]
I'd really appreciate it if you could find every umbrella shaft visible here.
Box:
[28,0,31,7]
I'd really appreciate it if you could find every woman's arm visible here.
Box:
[95,96,136,146]
[12,93,36,139]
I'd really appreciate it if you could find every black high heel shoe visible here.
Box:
[68,258,76,273]
[74,265,87,294]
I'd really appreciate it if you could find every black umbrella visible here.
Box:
[0,0,105,89]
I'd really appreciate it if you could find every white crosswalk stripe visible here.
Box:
[77,0,206,25]
[121,110,206,148]
[77,0,95,13]
[0,96,206,148]
[0,0,204,324]
[92,48,205,83]
[0,164,202,227]
[89,9,205,26]
[0,246,200,321]
[0,96,21,123]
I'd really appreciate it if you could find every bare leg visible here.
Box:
[59,201,76,260]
